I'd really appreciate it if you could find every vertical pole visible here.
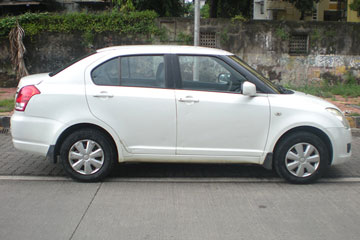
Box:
[194,0,200,46]
[193,0,200,81]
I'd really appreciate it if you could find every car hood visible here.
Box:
[268,90,340,113]
[291,90,339,110]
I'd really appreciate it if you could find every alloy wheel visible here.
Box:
[285,142,320,178]
[68,139,104,175]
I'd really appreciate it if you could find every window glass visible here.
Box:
[120,55,165,88]
[229,55,280,94]
[91,58,120,86]
[178,56,246,92]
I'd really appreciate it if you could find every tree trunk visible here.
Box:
[209,0,219,18]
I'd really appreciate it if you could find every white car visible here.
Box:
[11,45,352,183]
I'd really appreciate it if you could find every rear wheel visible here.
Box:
[274,132,329,184]
[60,129,116,182]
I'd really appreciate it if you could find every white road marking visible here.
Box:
[0,175,360,183]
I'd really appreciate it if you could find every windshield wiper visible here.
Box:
[276,84,294,94]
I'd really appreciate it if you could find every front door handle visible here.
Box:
[93,91,114,98]
[178,96,199,103]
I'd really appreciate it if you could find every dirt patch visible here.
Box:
[325,95,360,116]
[0,88,16,101]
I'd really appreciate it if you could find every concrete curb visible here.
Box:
[346,116,360,129]
[352,128,360,137]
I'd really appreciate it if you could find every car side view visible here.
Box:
[11,45,352,183]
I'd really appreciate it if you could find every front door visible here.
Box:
[175,55,270,158]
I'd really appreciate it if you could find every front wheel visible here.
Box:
[60,129,116,182]
[274,132,329,184]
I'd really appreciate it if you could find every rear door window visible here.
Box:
[91,55,166,88]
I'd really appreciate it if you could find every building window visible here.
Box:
[312,7,318,20]
[200,32,216,48]
[289,34,308,55]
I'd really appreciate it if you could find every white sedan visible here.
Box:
[11,45,352,183]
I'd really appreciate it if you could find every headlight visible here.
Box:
[326,108,350,129]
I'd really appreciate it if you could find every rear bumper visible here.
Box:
[12,139,49,156]
[11,112,62,157]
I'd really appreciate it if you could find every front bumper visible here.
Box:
[327,127,352,165]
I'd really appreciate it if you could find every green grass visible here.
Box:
[289,84,360,98]
[347,112,360,117]
[0,99,14,112]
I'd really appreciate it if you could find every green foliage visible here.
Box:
[177,32,193,45]
[201,3,210,18]
[344,71,360,85]
[220,28,229,46]
[0,99,14,112]
[275,27,289,41]
[207,0,252,18]
[321,72,343,86]
[184,2,210,18]
[289,71,360,98]
[310,29,321,43]
[0,10,160,38]
[350,0,360,14]
[134,0,186,17]
[158,27,169,42]
[231,14,248,23]
[82,31,95,47]
[112,0,135,12]
[284,0,320,20]
[325,30,336,38]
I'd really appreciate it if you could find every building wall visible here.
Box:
[1,18,360,87]
[254,0,347,22]
[348,0,360,22]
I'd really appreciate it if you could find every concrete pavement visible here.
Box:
[1,180,360,240]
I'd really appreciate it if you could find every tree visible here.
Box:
[206,0,252,18]
[284,0,320,20]
[209,0,219,18]
[350,0,360,15]
[111,0,135,12]
[133,0,186,17]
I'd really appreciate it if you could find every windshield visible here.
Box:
[49,51,96,77]
[229,55,282,94]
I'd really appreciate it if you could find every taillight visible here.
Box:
[15,85,40,111]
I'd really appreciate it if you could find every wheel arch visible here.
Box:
[53,123,119,163]
[273,126,333,166]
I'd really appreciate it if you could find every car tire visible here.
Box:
[60,128,116,182]
[274,132,329,184]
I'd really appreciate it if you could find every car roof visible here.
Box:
[96,45,233,56]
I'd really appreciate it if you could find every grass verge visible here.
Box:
[288,84,360,98]
[0,99,14,112]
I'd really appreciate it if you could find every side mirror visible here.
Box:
[242,81,256,96]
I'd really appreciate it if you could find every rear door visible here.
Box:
[175,55,270,159]
[85,54,176,155]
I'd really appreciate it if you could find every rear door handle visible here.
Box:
[93,91,114,98]
[178,97,199,103]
